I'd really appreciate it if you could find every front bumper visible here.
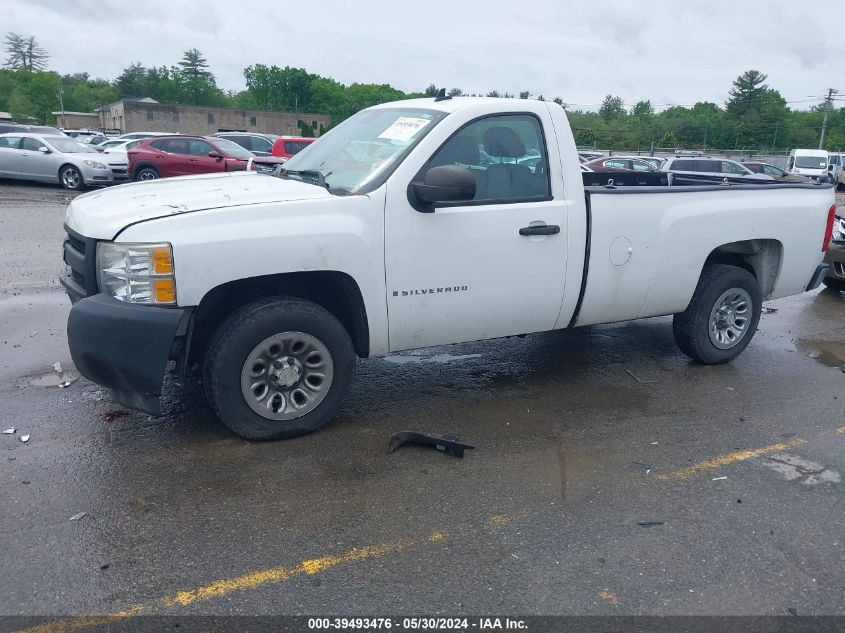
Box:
[67,294,191,415]
[823,241,845,282]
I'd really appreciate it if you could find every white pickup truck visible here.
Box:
[61,96,837,440]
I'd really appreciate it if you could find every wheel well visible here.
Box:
[703,239,783,298]
[187,271,370,368]
[133,162,159,175]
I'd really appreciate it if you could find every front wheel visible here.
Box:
[60,165,84,190]
[135,166,159,181]
[204,297,356,440]
[673,264,761,364]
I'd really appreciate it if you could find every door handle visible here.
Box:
[519,224,560,236]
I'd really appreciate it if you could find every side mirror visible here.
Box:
[38,146,50,153]
[411,165,476,210]
[208,151,223,159]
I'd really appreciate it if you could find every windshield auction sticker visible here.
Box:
[378,117,431,142]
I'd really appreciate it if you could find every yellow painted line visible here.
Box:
[14,511,529,633]
[657,437,807,480]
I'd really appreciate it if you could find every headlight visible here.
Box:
[833,219,845,241]
[83,160,108,169]
[96,242,176,304]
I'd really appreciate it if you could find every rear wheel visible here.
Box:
[60,165,84,190]
[673,264,761,364]
[204,297,356,440]
[135,166,159,181]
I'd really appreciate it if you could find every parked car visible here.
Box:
[98,138,143,161]
[787,149,829,182]
[586,156,657,171]
[61,96,834,441]
[823,208,845,290]
[0,123,67,136]
[661,156,773,183]
[118,131,177,141]
[213,132,279,157]
[271,136,316,160]
[64,130,106,144]
[742,161,812,182]
[0,133,129,190]
[577,151,603,161]
[128,135,285,180]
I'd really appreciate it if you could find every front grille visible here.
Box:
[111,168,127,175]
[60,225,98,302]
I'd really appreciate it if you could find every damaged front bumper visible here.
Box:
[67,294,191,415]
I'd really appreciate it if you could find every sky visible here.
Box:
[4,0,840,111]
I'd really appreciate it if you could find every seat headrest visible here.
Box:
[483,126,526,158]
[432,135,479,167]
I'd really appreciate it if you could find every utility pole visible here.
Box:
[819,88,838,150]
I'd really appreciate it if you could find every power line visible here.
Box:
[819,88,839,149]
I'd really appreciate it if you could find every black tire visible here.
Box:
[135,166,159,182]
[822,277,845,291]
[59,165,84,190]
[673,264,761,364]
[204,297,356,440]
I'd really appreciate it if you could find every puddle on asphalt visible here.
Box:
[17,370,78,388]
[794,339,845,368]
[382,353,484,365]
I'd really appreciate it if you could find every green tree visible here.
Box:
[115,62,148,97]
[726,70,768,116]
[447,87,464,97]
[599,94,624,122]
[486,90,501,98]
[423,84,438,97]
[519,90,530,99]
[658,131,678,148]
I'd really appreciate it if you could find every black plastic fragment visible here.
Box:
[388,431,474,458]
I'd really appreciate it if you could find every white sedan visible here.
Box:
[0,133,130,190]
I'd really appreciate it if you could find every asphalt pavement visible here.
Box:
[1,181,844,625]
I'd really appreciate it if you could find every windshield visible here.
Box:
[213,138,254,159]
[795,155,827,169]
[281,107,447,193]
[46,138,98,153]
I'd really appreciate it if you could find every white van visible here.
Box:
[788,149,830,182]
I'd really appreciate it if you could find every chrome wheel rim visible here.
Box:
[240,331,334,421]
[62,168,80,188]
[708,287,752,349]
[138,170,157,181]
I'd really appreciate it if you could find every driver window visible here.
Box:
[21,138,43,151]
[425,114,550,203]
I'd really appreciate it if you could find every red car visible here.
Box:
[128,135,284,181]
[271,136,316,160]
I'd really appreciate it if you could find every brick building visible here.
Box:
[96,98,330,137]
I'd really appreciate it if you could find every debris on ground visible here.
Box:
[630,462,652,474]
[637,521,664,527]
[58,378,78,389]
[101,410,130,422]
[625,369,656,384]
[69,512,87,521]
[53,362,63,374]
[712,476,728,481]
[19,435,30,443]
[762,307,779,314]
[598,590,620,605]
[28,330,37,337]
[100,564,109,570]
[388,431,475,458]
[2,428,15,434]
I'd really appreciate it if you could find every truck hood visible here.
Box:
[65,171,334,239]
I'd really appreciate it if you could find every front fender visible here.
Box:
[117,192,389,354]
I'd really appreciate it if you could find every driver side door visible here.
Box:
[384,113,569,351]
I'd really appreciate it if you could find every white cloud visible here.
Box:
[4,0,839,110]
